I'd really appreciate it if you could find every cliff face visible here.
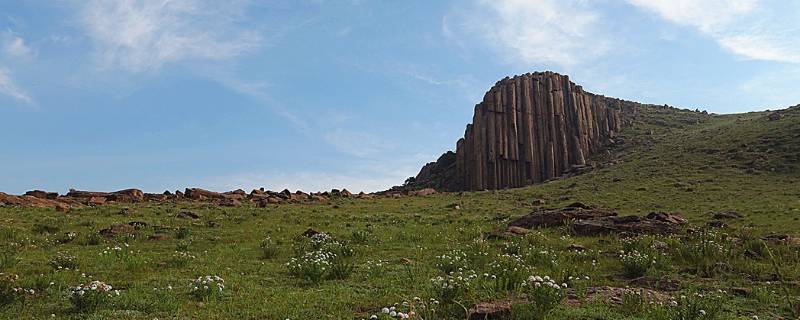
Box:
[413,71,641,191]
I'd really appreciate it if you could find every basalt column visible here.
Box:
[452,72,624,191]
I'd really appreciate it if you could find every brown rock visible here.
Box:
[468,297,525,320]
[508,204,617,229]
[412,188,437,196]
[302,228,322,238]
[176,211,200,219]
[506,226,530,236]
[571,212,687,236]
[219,198,240,207]
[55,203,71,213]
[99,224,135,238]
[712,211,742,219]
[66,189,144,202]
[24,190,59,199]
[88,196,107,206]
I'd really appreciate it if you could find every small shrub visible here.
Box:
[0,248,19,270]
[188,275,225,300]
[260,236,279,259]
[57,232,78,244]
[32,220,59,234]
[488,254,529,292]
[175,240,192,252]
[0,273,21,305]
[167,251,195,268]
[83,230,103,246]
[434,249,469,274]
[49,252,78,270]
[620,250,656,278]
[363,260,388,278]
[328,260,354,280]
[68,280,119,312]
[350,230,370,244]
[518,275,567,319]
[650,291,725,320]
[174,227,190,240]
[286,250,336,284]
[430,270,477,303]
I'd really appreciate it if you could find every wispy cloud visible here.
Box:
[2,31,34,59]
[77,0,263,72]
[447,0,610,66]
[626,0,800,64]
[0,67,34,105]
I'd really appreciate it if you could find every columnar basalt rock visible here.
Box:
[415,71,641,191]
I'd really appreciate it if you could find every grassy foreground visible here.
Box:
[1,105,799,319]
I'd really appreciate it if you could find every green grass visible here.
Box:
[0,105,798,319]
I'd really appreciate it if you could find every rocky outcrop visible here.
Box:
[411,71,641,191]
[507,204,687,236]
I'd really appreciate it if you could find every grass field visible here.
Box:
[1,105,799,319]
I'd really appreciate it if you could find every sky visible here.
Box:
[2,0,800,194]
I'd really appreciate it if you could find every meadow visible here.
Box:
[1,105,799,319]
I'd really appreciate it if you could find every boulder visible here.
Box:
[99,224,136,238]
[508,203,617,229]
[24,190,59,199]
[176,211,200,219]
[571,212,687,236]
[468,298,524,320]
[88,197,107,206]
[184,188,227,201]
[712,211,742,219]
[412,188,437,197]
[66,189,144,202]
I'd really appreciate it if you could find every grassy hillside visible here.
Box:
[0,105,798,319]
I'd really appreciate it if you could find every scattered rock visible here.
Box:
[567,244,586,251]
[731,287,752,297]
[571,212,687,236]
[706,220,726,228]
[468,297,525,320]
[302,228,322,238]
[55,203,70,213]
[67,189,144,202]
[532,199,546,205]
[24,190,59,199]
[762,234,793,243]
[219,198,240,207]
[570,286,672,306]
[508,203,616,229]
[176,211,200,219]
[127,221,148,229]
[412,188,437,197]
[88,196,107,206]
[506,226,530,236]
[99,224,136,238]
[712,211,742,219]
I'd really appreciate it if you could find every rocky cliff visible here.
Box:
[410,71,643,191]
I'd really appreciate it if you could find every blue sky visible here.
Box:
[2,0,799,194]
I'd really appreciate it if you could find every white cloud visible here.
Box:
[2,32,34,59]
[77,0,263,72]
[448,0,609,66]
[0,67,34,105]
[626,0,800,64]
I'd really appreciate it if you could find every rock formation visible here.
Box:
[413,71,641,191]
